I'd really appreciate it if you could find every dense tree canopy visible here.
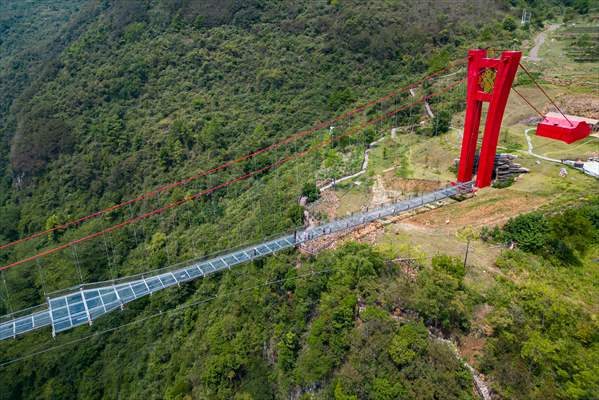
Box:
[0,0,596,399]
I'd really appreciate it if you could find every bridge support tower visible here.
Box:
[457,49,521,188]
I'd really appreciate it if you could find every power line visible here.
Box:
[518,62,574,126]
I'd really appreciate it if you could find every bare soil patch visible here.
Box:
[556,93,599,119]
[382,173,444,194]
[405,189,548,231]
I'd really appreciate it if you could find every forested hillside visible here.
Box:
[0,0,597,399]
[1,0,513,229]
[0,0,94,176]
[0,0,517,311]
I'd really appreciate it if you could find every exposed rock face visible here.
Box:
[493,153,529,182]
[454,153,529,183]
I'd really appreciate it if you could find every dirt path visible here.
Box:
[319,134,387,192]
[433,335,492,400]
[527,24,559,62]
[410,88,434,118]
[523,127,561,162]
[371,175,391,205]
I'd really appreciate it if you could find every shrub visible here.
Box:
[431,110,451,136]
[302,182,320,203]
[388,322,428,367]
[492,177,515,189]
[432,255,465,280]
[502,213,551,252]
[502,16,517,32]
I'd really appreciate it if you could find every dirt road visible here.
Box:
[527,24,559,62]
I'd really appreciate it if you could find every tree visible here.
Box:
[456,225,477,272]
[503,212,551,252]
[409,267,470,331]
[432,254,465,281]
[431,110,451,135]
[328,88,355,111]
[502,16,517,32]
[388,322,428,367]
[286,204,304,226]
[370,378,407,400]
[334,382,358,400]
[574,0,590,14]
[276,331,297,371]
[45,214,62,242]
[362,126,376,146]
[302,182,320,203]
[0,204,20,242]
[148,231,167,267]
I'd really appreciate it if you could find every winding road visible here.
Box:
[319,134,387,192]
[526,24,559,62]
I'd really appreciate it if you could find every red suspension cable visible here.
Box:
[0,58,466,252]
[518,62,573,126]
[0,77,466,272]
[511,87,544,117]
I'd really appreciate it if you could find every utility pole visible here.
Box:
[521,9,531,26]
[456,226,475,270]
[463,239,470,269]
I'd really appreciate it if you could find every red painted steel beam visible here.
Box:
[476,51,521,188]
[457,49,487,183]
[457,50,521,188]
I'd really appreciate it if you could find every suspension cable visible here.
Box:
[0,58,467,252]
[518,62,573,126]
[511,87,544,118]
[0,77,466,273]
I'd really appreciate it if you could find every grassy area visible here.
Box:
[537,21,599,89]
[332,186,371,217]
[366,135,419,176]
[314,15,598,305]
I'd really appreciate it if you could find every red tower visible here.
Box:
[457,50,522,188]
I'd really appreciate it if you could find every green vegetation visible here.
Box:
[1,0,597,399]
[478,200,599,399]
[481,201,599,266]
[0,0,510,311]
[302,182,320,203]
[482,256,599,399]
[563,25,599,62]
[0,243,476,399]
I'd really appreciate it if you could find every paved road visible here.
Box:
[527,24,559,62]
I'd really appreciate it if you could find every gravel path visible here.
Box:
[527,24,559,62]
[524,127,561,163]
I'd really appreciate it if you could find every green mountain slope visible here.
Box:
[0,1,596,399]
[0,0,98,175]
[0,0,510,309]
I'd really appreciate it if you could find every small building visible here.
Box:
[544,112,599,136]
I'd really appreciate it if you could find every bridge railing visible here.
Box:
[0,181,472,340]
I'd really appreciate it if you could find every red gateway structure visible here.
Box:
[457,49,591,188]
[457,49,522,188]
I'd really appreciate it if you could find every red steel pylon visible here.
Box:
[457,49,521,188]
